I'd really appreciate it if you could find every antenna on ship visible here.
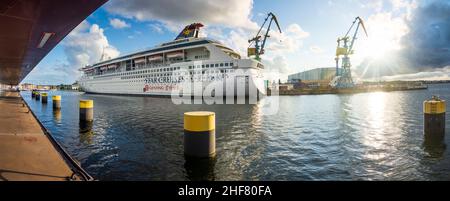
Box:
[99,46,106,62]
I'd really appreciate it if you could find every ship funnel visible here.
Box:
[175,23,204,40]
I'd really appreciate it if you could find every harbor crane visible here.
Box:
[330,16,368,88]
[248,12,282,61]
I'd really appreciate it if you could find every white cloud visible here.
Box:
[23,21,121,85]
[360,0,384,12]
[262,55,291,74]
[201,22,309,79]
[149,23,164,34]
[109,18,131,29]
[105,0,258,30]
[104,0,310,80]
[354,12,409,63]
[64,21,120,67]
[309,46,324,54]
[266,24,309,54]
[381,66,450,81]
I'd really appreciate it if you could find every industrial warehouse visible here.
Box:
[288,67,341,85]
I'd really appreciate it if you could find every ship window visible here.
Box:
[206,64,209,68]
[230,62,233,66]
[215,64,219,67]
[225,63,229,66]
[202,65,205,68]
[220,63,224,67]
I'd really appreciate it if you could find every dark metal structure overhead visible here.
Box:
[0,0,107,85]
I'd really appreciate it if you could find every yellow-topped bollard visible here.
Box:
[52,95,61,110]
[424,96,446,141]
[35,92,40,101]
[31,91,36,98]
[41,92,48,104]
[79,100,94,122]
[184,111,216,158]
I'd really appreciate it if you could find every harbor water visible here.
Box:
[22,83,450,181]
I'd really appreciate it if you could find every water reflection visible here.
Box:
[184,156,216,181]
[80,129,95,145]
[79,121,95,145]
[79,121,93,133]
[53,109,61,122]
[423,134,446,159]
[366,92,386,130]
[20,84,450,180]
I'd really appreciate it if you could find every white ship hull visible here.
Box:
[78,27,268,98]
[79,66,265,97]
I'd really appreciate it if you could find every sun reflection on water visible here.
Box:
[367,92,387,130]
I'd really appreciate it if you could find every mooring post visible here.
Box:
[184,111,216,158]
[79,100,94,122]
[41,92,48,104]
[53,95,61,110]
[423,96,446,143]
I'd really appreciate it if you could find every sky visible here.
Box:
[22,0,450,85]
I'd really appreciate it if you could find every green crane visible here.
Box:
[248,12,282,61]
[330,17,368,88]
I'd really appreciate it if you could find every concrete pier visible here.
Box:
[0,91,91,181]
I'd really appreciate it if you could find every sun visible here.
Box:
[354,13,408,62]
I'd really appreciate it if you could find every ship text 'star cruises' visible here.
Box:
[78,23,266,97]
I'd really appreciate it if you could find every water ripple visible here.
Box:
[21,83,450,180]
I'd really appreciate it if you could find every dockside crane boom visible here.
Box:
[331,16,368,89]
[248,12,282,61]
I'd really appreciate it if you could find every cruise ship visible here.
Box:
[78,23,266,97]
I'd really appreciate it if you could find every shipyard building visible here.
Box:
[288,67,341,83]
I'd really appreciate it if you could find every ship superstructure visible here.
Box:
[78,23,266,97]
